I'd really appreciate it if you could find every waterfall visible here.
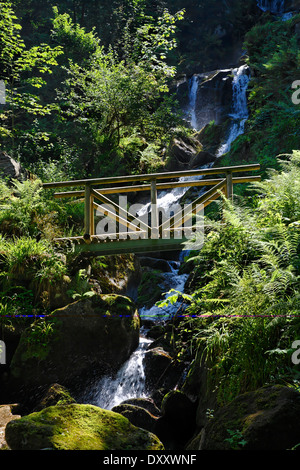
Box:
[188,75,199,129]
[81,164,206,409]
[257,0,285,14]
[139,261,189,322]
[81,334,153,410]
[217,64,250,157]
[81,263,189,409]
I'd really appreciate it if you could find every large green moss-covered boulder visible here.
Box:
[6,295,140,402]
[5,404,164,450]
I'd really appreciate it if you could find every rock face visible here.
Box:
[198,385,300,450]
[0,151,28,181]
[5,295,140,405]
[5,403,164,450]
[177,69,234,132]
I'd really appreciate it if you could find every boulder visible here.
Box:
[143,347,184,394]
[120,397,162,417]
[5,403,164,450]
[111,403,158,433]
[138,257,172,273]
[188,150,217,169]
[199,385,300,450]
[5,295,140,406]
[166,135,202,171]
[137,270,166,308]
[33,383,76,412]
[0,151,29,182]
[154,390,197,450]
[143,347,173,390]
[0,404,21,450]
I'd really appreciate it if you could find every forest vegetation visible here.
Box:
[0,0,300,451]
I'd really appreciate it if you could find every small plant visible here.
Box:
[23,317,57,359]
[67,269,95,300]
[225,429,247,450]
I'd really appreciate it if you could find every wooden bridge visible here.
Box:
[43,164,261,256]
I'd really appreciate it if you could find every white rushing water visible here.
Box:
[139,261,189,322]
[82,334,153,410]
[217,64,250,157]
[82,177,196,408]
[82,63,252,411]
[188,75,199,129]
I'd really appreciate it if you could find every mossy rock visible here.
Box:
[199,385,300,450]
[33,383,76,412]
[111,404,158,433]
[5,404,164,450]
[137,270,166,308]
[7,294,140,403]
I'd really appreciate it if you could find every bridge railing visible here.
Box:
[42,164,260,249]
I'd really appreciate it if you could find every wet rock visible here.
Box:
[166,131,203,171]
[5,404,164,450]
[146,324,166,340]
[138,257,172,273]
[143,347,173,389]
[199,385,300,450]
[137,270,166,308]
[176,69,234,132]
[143,347,185,394]
[188,150,217,169]
[167,137,199,171]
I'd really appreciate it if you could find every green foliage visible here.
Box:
[0,178,66,239]
[225,14,300,172]
[55,8,184,176]
[51,6,100,64]
[225,429,247,450]
[167,153,300,404]
[0,2,63,151]
[23,317,57,359]
[0,235,67,285]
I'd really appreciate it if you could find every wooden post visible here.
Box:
[90,195,95,236]
[151,179,159,239]
[84,184,92,241]
[226,171,233,201]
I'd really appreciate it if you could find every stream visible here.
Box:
[80,36,270,411]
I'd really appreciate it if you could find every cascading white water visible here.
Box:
[81,334,153,410]
[139,261,189,322]
[188,75,199,129]
[81,65,251,413]
[82,164,205,409]
[217,64,250,157]
[257,0,285,14]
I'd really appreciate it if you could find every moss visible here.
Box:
[5,404,164,451]
[137,270,165,308]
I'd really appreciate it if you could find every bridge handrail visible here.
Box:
[42,164,260,190]
[42,164,260,244]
